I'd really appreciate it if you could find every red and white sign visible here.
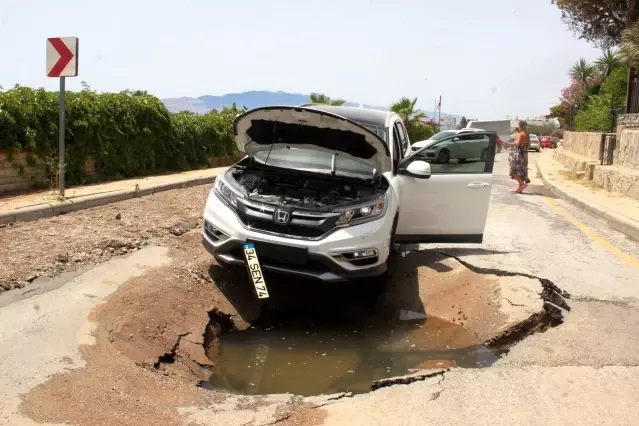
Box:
[46,37,79,77]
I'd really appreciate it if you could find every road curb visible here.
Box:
[535,159,639,242]
[0,175,217,225]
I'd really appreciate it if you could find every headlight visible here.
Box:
[336,194,387,226]
[214,177,243,207]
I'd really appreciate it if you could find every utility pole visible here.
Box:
[626,0,637,113]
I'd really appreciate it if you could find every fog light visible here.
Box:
[344,248,378,259]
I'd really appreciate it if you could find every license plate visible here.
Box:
[242,243,269,299]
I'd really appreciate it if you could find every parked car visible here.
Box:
[528,134,541,152]
[411,128,491,163]
[540,136,553,149]
[201,105,496,298]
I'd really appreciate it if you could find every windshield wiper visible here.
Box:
[331,152,338,176]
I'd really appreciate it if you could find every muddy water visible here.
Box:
[203,314,500,396]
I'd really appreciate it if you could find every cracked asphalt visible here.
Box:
[299,152,639,425]
[1,151,639,425]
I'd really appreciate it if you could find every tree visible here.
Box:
[309,93,346,106]
[619,22,639,68]
[549,103,572,128]
[528,124,558,136]
[552,0,628,47]
[389,97,426,130]
[574,65,628,131]
[595,49,621,76]
[409,123,437,141]
[570,58,597,83]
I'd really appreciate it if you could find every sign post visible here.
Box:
[46,37,78,197]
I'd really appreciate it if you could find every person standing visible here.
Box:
[508,121,530,193]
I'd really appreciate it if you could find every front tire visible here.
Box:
[437,149,450,164]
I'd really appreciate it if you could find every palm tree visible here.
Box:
[389,97,426,131]
[569,58,597,84]
[619,22,639,69]
[309,92,346,106]
[595,49,620,77]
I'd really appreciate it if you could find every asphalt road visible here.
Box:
[2,148,639,425]
[317,149,639,425]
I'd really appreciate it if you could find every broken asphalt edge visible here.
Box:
[0,175,218,225]
[535,158,639,242]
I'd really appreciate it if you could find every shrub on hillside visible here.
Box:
[575,66,628,132]
[0,85,237,185]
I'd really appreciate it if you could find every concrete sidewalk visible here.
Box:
[0,167,226,225]
[536,150,639,241]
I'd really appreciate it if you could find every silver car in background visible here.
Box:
[411,128,490,164]
[528,134,541,152]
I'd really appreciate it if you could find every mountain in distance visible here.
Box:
[162,90,461,119]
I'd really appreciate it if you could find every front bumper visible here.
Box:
[201,192,391,282]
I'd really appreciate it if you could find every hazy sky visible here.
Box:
[2,0,603,119]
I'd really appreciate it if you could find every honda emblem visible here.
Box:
[273,209,291,225]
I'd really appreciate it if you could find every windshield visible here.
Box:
[430,131,458,141]
[355,122,389,143]
[253,147,375,178]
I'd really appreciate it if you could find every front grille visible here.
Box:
[247,221,326,238]
[236,199,339,239]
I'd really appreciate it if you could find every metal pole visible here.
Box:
[438,96,442,130]
[59,76,65,197]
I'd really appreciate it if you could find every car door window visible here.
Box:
[413,132,494,174]
[395,122,409,156]
[392,125,402,173]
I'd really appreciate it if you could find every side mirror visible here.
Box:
[402,160,431,179]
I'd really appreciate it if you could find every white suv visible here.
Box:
[202,105,496,296]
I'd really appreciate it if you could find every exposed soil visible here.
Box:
[3,185,570,425]
[0,185,210,293]
[18,233,221,425]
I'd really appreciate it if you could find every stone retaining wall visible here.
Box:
[562,131,608,161]
[553,148,597,172]
[614,127,639,170]
[615,113,639,169]
[0,151,241,195]
[593,165,639,202]
[0,150,41,194]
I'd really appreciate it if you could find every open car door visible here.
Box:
[394,131,497,243]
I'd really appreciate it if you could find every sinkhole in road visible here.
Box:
[201,309,502,397]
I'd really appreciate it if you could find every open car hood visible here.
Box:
[234,106,391,172]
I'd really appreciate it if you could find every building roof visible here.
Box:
[301,104,393,126]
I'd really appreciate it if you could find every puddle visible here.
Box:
[202,314,501,396]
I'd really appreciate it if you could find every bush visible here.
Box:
[408,123,437,142]
[575,66,628,132]
[0,85,237,185]
[528,124,557,136]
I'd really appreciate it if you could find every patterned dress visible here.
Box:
[509,133,529,181]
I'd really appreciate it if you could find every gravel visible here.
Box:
[0,185,212,294]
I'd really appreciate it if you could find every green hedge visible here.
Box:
[0,85,237,185]
[575,66,628,132]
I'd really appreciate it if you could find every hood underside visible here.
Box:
[234,106,391,172]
